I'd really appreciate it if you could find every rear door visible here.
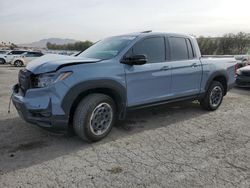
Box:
[168,37,202,97]
[124,36,172,107]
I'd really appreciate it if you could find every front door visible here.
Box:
[124,36,172,107]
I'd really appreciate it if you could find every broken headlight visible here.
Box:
[34,71,72,88]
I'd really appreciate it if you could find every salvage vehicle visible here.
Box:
[11,51,44,67]
[236,65,250,87]
[12,31,236,142]
[0,50,27,64]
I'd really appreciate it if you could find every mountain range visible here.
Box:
[19,38,78,48]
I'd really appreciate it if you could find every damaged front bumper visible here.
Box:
[11,84,68,131]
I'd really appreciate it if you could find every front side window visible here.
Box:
[133,37,165,63]
[79,36,136,60]
[169,37,189,61]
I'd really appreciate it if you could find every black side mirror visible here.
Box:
[121,55,147,65]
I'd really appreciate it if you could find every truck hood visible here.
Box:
[26,54,101,74]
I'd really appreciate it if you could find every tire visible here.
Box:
[0,58,6,64]
[200,81,224,111]
[14,60,23,67]
[73,93,116,142]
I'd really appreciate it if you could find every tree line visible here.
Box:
[197,32,250,55]
[47,41,93,51]
[46,32,250,55]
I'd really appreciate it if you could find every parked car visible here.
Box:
[12,32,236,142]
[235,55,250,68]
[0,50,10,64]
[11,51,44,67]
[236,65,250,87]
[0,50,27,64]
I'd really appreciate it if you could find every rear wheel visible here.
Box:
[73,94,116,142]
[200,81,224,111]
[14,60,23,67]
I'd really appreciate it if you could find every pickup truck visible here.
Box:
[12,32,236,142]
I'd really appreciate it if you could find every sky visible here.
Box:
[0,0,250,44]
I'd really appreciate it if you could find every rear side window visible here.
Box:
[133,37,165,63]
[169,37,188,61]
[26,52,43,57]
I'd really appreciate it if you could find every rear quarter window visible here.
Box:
[186,39,195,59]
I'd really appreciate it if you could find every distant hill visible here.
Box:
[20,38,78,48]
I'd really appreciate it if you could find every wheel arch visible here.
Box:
[205,71,228,95]
[0,58,6,64]
[62,79,127,126]
[14,59,24,66]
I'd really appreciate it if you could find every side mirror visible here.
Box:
[121,55,147,65]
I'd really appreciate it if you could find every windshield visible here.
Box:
[78,36,136,60]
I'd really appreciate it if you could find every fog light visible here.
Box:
[39,111,51,117]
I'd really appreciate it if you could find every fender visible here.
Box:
[204,70,228,92]
[61,79,127,119]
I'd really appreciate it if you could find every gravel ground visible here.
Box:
[0,65,250,187]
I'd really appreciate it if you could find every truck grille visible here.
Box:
[18,69,33,94]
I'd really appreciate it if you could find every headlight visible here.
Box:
[236,69,242,76]
[35,71,72,88]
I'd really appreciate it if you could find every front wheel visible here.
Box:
[200,81,224,111]
[73,94,116,142]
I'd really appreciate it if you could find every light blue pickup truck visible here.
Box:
[12,31,236,142]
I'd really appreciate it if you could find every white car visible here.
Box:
[11,51,44,67]
[0,50,27,64]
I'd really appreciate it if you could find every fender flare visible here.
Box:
[61,79,127,119]
[204,70,228,93]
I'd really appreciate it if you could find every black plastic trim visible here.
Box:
[127,94,198,111]
[62,79,127,119]
[204,70,228,93]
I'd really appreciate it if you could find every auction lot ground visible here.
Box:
[0,64,249,187]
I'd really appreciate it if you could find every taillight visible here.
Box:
[234,64,238,77]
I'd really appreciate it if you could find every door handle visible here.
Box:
[191,63,198,68]
[160,66,170,71]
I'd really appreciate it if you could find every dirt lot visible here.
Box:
[0,64,250,187]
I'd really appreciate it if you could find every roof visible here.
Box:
[115,31,194,39]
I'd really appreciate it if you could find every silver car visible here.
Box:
[11,51,44,67]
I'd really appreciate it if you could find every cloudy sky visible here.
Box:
[0,0,250,43]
